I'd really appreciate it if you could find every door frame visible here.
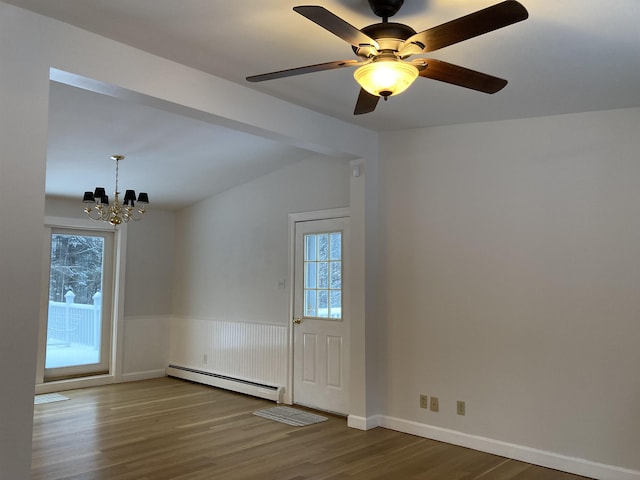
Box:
[35,216,128,393]
[286,207,350,407]
[44,226,115,379]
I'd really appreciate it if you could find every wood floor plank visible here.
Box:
[31,377,594,480]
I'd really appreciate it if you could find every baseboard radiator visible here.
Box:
[166,365,284,403]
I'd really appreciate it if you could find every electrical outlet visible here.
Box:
[420,395,429,409]
[430,396,439,412]
[457,400,466,416]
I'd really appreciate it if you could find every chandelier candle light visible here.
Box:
[82,155,149,226]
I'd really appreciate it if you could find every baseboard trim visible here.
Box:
[121,369,166,383]
[379,416,640,480]
[347,414,381,430]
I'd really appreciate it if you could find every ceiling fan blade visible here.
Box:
[418,59,508,93]
[401,0,528,55]
[354,88,380,115]
[246,59,361,82]
[293,6,379,50]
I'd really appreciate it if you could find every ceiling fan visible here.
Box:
[246,0,528,115]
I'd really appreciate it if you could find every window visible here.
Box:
[303,231,342,319]
[43,227,114,380]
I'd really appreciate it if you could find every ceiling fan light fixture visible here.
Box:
[354,57,419,98]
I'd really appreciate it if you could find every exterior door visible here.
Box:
[43,227,114,380]
[293,217,349,414]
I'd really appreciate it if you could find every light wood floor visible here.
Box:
[32,377,592,480]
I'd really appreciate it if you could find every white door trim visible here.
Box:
[35,216,128,392]
[286,207,350,405]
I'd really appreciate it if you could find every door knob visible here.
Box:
[293,317,302,325]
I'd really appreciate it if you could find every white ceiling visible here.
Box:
[46,82,312,210]
[5,0,640,209]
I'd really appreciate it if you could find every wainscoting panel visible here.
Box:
[169,317,289,390]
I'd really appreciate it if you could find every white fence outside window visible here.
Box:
[47,290,101,351]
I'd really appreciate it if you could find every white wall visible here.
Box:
[173,155,349,321]
[379,107,640,475]
[0,3,373,475]
[120,205,174,379]
[0,6,49,477]
[170,156,350,387]
[122,207,175,318]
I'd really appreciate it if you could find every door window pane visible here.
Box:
[318,290,328,313]
[330,233,341,260]
[305,289,317,317]
[46,233,105,369]
[305,235,316,261]
[329,290,342,319]
[303,231,342,319]
[318,234,329,260]
[330,261,342,289]
[318,262,329,288]
[304,262,317,289]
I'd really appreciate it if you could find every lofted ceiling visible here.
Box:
[4,0,640,209]
[45,82,313,210]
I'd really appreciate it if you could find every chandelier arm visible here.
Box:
[84,207,101,221]
[84,204,109,222]
[123,206,147,222]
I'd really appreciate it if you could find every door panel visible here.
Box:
[293,217,349,414]
[326,336,342,388]
[303,333,318,382]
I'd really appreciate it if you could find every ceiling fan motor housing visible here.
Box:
[352,22,417,57]
[368,0,404,19]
